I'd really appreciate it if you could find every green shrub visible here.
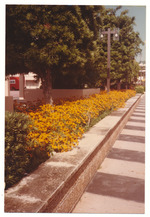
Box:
[5,111,49,189]
[5,112,32,189]
[135,85,145,94]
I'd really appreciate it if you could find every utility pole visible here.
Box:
[100,28,119,92]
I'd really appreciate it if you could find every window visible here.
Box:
[10,80,16,84]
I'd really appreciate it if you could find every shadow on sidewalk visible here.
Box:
[107,147,145,163]
[86,172,145,203]
[117,134,145,143]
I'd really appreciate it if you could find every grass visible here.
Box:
[84,109,112,132]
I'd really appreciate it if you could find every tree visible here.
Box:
[97,7,144,89]
[6,5,102,102]
[6,5,144,97]
[6,6,30,75]
[77,5,105,88]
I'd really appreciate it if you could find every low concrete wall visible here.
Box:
[24,88,100,102]
[4,94,142,213]
[5,96,14,112]
[52,88,100,99]
[24,89,45,101]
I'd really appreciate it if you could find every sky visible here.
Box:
[105,6,146,62]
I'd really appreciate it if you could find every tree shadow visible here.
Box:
[117,134,145,143]
[86,172,144,203]
[107,147,145,163]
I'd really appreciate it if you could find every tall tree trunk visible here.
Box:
[125,74,128,90]
[43,69,53,105]
[117,79,121,90]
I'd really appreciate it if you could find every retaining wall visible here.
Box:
[5,96,13,112]
[24,88,100,102]
[4,94,142,213]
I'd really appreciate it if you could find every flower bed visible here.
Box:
[6,90,135,188]
[27,90,136,155]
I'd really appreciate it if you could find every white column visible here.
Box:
[5,76,10,96]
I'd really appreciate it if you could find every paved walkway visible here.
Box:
[73,94,145,214]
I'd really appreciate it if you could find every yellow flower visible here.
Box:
[24,90,136,153]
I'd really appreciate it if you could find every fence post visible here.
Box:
[5,76,13,112]
[19,74,25,99]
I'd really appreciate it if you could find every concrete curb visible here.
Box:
[5,94,142,213]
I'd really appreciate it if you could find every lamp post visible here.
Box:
[100,28,119,92]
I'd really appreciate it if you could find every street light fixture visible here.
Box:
[99,28,119,92]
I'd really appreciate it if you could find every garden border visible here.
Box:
[5,93,142,213]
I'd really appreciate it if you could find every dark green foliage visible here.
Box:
[5,112,32,188]
[27,147,49,172]
[5,112,49,189]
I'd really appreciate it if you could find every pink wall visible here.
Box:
[24,89,45,101]
[24,88,100,102]
[5,96,14,112]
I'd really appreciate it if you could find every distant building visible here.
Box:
[137,61,146,86]
[9,76,19,90]
[24,72,42,89]
[9,72,41,90]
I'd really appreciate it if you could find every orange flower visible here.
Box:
[25,90,136,154]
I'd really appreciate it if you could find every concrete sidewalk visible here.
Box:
[73,94,145,214]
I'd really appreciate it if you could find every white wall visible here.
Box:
[5,77,10,96]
